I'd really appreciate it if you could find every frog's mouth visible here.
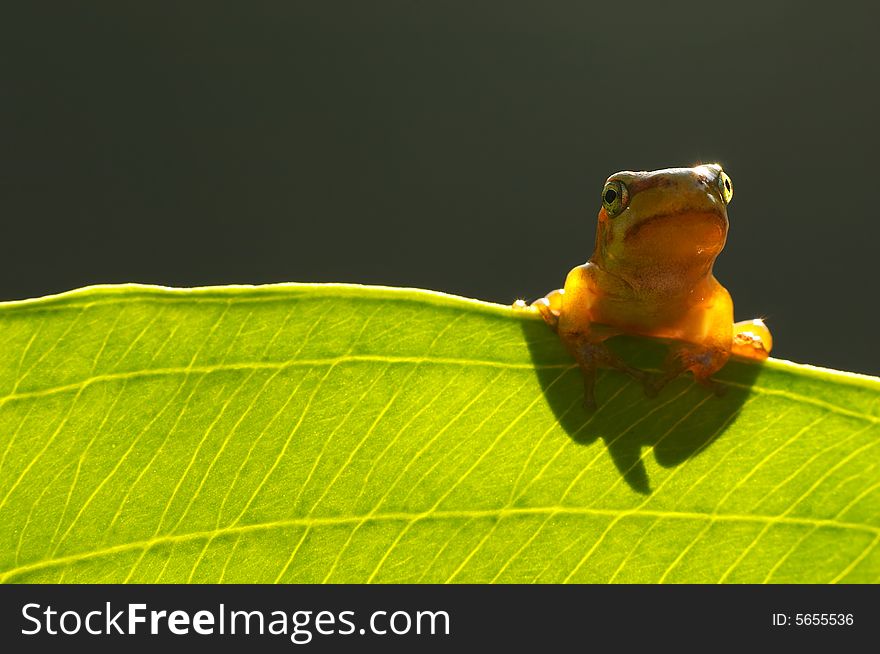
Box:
[623,209,728,259]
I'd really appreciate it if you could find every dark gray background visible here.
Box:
[3,2,878,374]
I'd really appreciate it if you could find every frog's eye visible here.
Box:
[717,171,733,204]
[601,180,629,218]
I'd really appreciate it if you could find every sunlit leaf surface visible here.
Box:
[0,284,877,583]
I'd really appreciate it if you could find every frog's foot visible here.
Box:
[521,289,564,331]
[561,332,651,410]
[648,344,729,398]
[732,319,772,361]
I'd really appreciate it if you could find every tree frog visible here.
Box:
[521,164,772,408]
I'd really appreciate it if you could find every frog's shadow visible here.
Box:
[520,320,761,494]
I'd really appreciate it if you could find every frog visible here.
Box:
[519,164,772,408]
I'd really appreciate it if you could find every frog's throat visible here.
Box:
[591,250,719,298]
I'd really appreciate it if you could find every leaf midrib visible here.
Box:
[2,505,877,583]
[3,356,877,425]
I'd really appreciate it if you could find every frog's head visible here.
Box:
[593,164,732,278]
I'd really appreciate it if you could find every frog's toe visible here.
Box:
[583,393,598,412]
[648,345,727,397]
[525,289,563,328]
[732,319,772,361]
[530,297,560,330]
[642,375,661,398]
[576,360,599,410]
[694,374,727,397]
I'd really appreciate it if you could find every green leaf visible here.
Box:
[0,284,877,583]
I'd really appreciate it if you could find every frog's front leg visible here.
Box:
[647,283,735,396]
[650,318,774,396]
[561,330,652,409]
[556,265,650,408]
